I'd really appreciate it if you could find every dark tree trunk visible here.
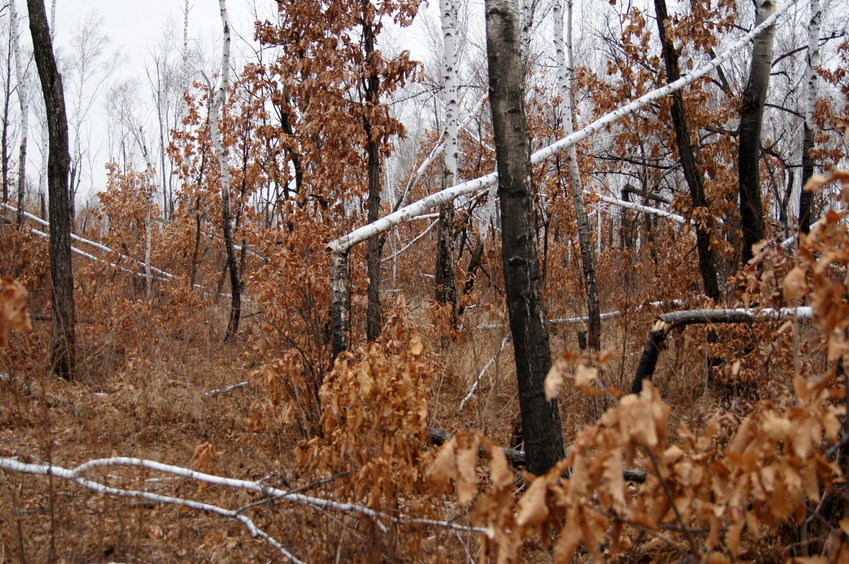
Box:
[738,0,775,264]
[799,123,814,235]
[654,0,721,301]
[485,0,565,476]
[1,23,11,204]
[463,235,485,295]
[434,202,457,315]
[363,3,383,342]
[28,0,75,379]
[330,250,351,359]
[621,186,634,249]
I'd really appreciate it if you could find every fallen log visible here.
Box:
[630,307,812,394]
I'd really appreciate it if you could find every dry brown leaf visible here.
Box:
[409,332,423,356]
[574,363,597,387]
[456,433,480,505]
[516,477,549,528]
[485,438,514,488]
[554,511,582,562]
[803,173,831,193]
[427,437,457,483]
[544,356,567,401]
[0,277,33,348]
[838,517,849,536]
[762,412,791,441]
[782,266,808,301]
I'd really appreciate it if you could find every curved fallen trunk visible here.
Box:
[630,307,812,394]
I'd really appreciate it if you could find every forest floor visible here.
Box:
[0,288,819,562]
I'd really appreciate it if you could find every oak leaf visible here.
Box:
[544,356,568,401]
[0,277,33,348]
[782,266,808,301]
[516,477,549,528]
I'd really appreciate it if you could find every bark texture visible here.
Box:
[209,0,241,341]
[28,0,75,378]
[654,0,721,301]
[799,0,821,235]
[330,250,351,359]
[364,1,383,342]
[485,0,565,476]
[738,0,775,264]
[630,307,811,394]
[11,0,29,228]
[434,0,459,318]
[554,0,601,349]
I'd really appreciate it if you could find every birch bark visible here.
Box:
[738,0,776,264]
[11,0,29,228]
[435,0,459,318]
[798,0,821,235]
[554,0,602,349]
[209,0,241,341]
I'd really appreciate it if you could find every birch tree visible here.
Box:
[486,0,565,476]
[739,0,776,264]
[27,0,75,378]
[798,0,821,235]
[554,0,602,349]
[434,0,459,319]
[1,5,14,205]
[209,0,241,342]
[11,0,30,228]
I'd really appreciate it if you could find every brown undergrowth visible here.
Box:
[2,174,849,562]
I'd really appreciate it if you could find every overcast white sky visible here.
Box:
[44,0,442,202]
[54,0,260,68]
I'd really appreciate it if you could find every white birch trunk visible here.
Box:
[554,0,601,349]
[11,0,29,227]
[435,0,460,311]
[519,0,534,61]
[442,0,460,188]
[145,194,152,297]
[803,0,820,134]
[798,0,821,233]
[209,0,240,340]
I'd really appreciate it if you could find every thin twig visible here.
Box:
[459,332,511,411]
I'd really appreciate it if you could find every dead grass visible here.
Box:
[0,272,824,563]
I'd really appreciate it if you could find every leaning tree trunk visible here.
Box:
[799,0,821,236]
[654,0,721,301]
[209,0,241,341]
[364,2,383,342]
[738,0,775,264]
[554,0,602,349]
[485,0,566,476]
[28,0,75,378]
[434,0,459,320]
